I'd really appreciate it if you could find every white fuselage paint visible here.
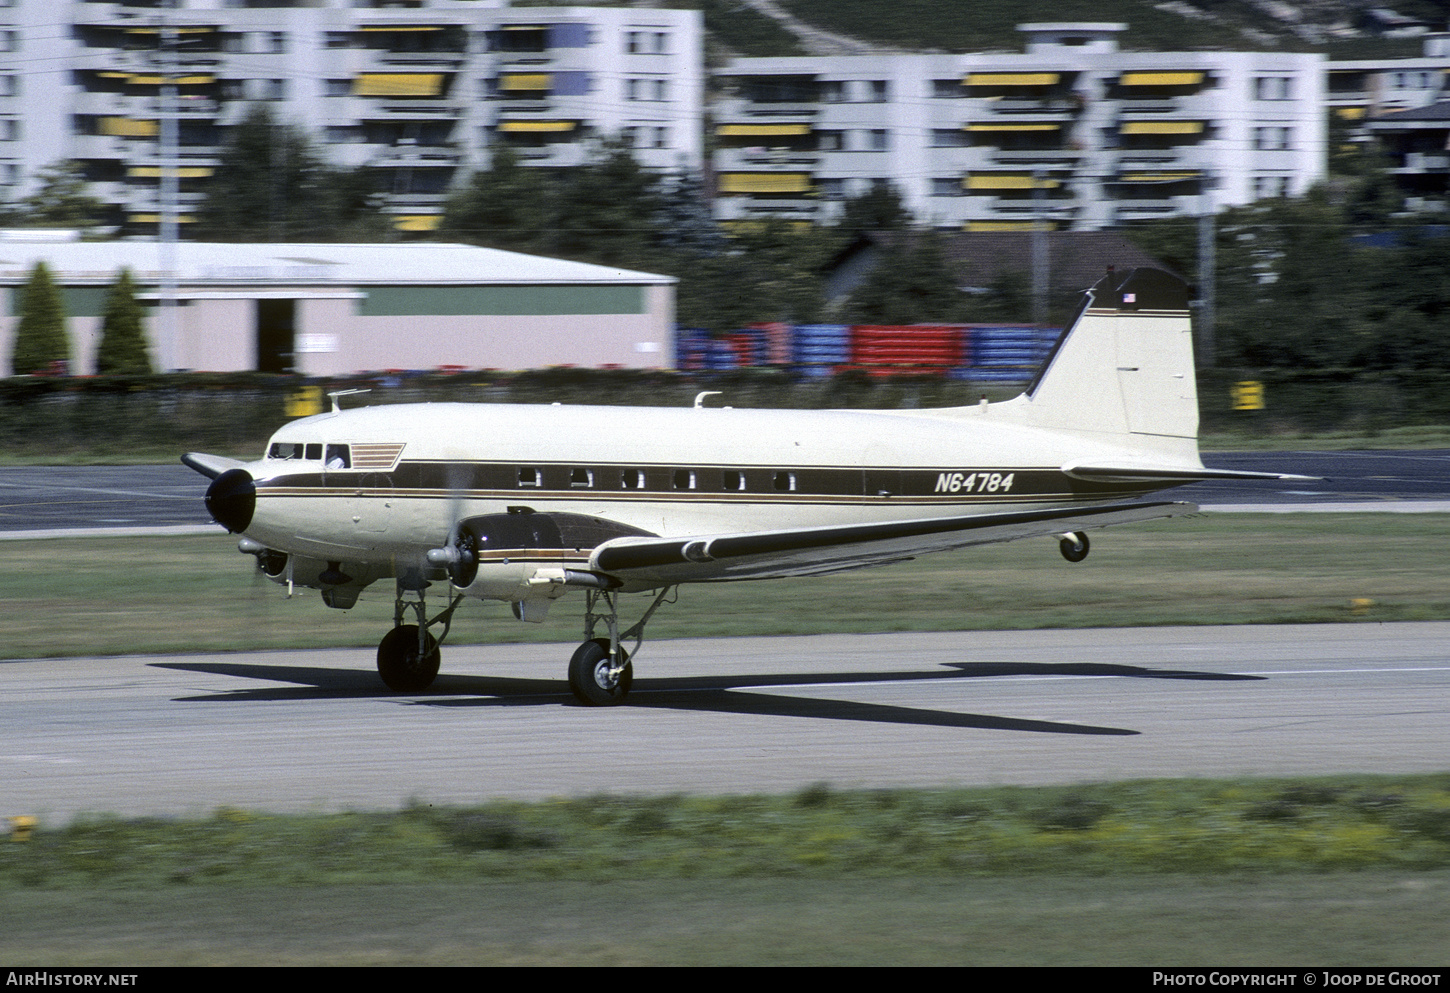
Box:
[236,399,1168,568]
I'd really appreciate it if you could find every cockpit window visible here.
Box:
[269,441,326,462]
[325,444,351,469]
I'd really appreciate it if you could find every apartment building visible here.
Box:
[1330,33,1450,212]
[713,23,1326,231]
[1,1,703,235]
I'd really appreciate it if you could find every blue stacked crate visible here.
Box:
[965,326,1062,384]
[792,324,851,379]
[675,327,711,371]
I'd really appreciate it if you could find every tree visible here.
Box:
[10,261,70,376]
[551,134,663,266]
[439,143,560,254]
[846,230,963,325]
[836,183,912,239]
[96,268,152,375]
[20,161,108,230]
[193,105,386,241]
[442,135,666,266]
[652,167,726,258]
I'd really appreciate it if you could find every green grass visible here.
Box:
[9,776,1450,887]
[3,513,1448,659]
[3,872,1445,966]
[4,776,1449,964]
[1202,424,1450,451]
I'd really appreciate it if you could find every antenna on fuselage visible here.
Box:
[327,389,371,413]
[693,391,722,408]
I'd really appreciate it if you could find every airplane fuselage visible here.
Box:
[231,399,1168,573]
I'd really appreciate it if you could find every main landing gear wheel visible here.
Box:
[568,637,633,706]
[377,624,441,692]
[1059,532,1090,563]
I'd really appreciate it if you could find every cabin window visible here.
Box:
[672,469,696,491]
[518,467,542,488]
[620,468,646,490]
[773,471,797,492]
[570,467,594,488]
[325,445,351,469]
[722,469,746,491]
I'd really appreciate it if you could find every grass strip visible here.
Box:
[6,774,1450,889]
[3,514,1449,659]
[2,873,1447,966]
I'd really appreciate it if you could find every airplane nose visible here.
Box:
[206,468,256,533]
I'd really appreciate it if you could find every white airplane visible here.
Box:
[183,267,1301,705]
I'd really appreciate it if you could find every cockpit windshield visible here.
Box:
[268,441,322,461]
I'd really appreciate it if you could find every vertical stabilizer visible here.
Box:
[1016,268,1198,455]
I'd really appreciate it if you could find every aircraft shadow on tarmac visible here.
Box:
[154,658,1265,738]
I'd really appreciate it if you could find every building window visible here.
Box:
[0,118,19,141]
[817,130,844,151]
[626,78,668,102]
[325,79,351,98]
[1255,76,1292,100]
[933,79,962,98]
[859,80,889,102]
[1254,175,1290,199]
[931,128,966,147]
[1253,126,1292,150]
[863,129,889,151]
[932,177,964,196]
[626,30,669,54]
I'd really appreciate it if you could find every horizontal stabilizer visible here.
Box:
[1065,463,1318,484]
[592,500,1195,586]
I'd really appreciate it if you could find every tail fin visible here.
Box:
[1013,268,1198,457]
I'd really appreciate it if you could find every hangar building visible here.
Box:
[0,238,676,376]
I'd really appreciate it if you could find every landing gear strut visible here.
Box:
[570,586,675,706]
[376,579,463,692]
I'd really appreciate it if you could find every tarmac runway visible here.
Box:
[5,623,1448,823]
[3,450,1449,538]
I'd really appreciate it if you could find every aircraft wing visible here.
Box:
[181,452,248,480]
[589,500,1194,586]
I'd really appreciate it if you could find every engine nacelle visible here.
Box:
[237,539,379,609]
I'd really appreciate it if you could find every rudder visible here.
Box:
[1017,268,1198,452]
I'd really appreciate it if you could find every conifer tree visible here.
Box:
[96,268,152,375]
[10,261,70,376]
